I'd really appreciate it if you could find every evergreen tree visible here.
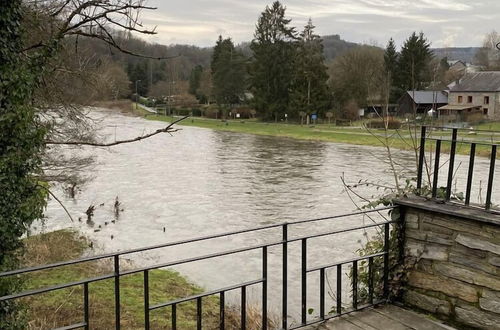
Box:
[384,38,399,103]
[290,19,330,118]
[211,36,246,107]
[397,32,433,93]
[249,1,297,120]
[188,65,203,98]
[129,61,149,96]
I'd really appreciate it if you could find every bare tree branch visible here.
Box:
[45,116,189,146]
[38,184,75,222]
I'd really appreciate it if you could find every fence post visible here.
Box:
[144,270,149,329]
[486,145,497,210]
[383,223,390,299]
[301,238,307,324]
[114,255,121,330]
[446,129,458,201]
[282,223,288,329]
[262,247,267,330]
[416,126,427,194]
[432,140,441,199]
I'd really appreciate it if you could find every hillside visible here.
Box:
[431,47,482,63]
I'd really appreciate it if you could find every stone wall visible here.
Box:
[396,199,500,329]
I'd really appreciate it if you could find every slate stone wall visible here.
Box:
[400,203,500,329]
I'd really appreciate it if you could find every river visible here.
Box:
[39,109,499,323]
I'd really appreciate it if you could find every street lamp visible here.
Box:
[135,80,141,110]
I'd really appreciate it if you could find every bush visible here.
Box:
[366,117,402,129]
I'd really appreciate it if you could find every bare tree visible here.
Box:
[18,1,185,208]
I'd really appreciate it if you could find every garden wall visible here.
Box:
[396,198,500,329]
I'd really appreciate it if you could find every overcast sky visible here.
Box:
[141,0,499,49]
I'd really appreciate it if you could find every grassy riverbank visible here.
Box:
[20,230,267,329]
[143,113,500,157]
[111,101,499,157]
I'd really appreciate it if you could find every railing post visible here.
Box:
[486,145,497,210]
[262,246,267,330]
[432,140,441,199]
[465,143,476,206]
[352,261,358,310]
[368,257,374,305]
[416,126,427,194]
[114,255,121,330]
[172,304,177,330]
[197,297,202,330]
[219,292,224,330]
[282,223,288,329]
[83,282,89,330]
[319,268,325,319]
[446,129,458,201]
[301,238,307,324]
[383,223,390,299]
[336,264,342,314]
[241,286,247,330]
[144,270,149,329]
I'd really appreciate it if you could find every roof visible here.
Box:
[438,104,481,111]
[405,91,448,104]
[450,72,500,92]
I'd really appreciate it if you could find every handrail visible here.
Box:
[0,206,395,278]
[0,206,399,330]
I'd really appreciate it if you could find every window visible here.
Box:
[467,96,473,103]
[484,96,490,104]
[458,95,463,103]
[484,108,488,115]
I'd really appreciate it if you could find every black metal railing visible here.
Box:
[0,207,398,330]
[416,126,500,211]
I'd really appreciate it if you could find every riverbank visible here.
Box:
[141,112,499,157]
[21,230,267,329]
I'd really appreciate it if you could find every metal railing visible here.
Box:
[416,126,499,211]
[0,207,398,330]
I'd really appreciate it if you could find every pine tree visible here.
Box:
[188,65,204,99]
[249,1,297,121]
[397,32,432,93]
[210,36,246,108]
[290,19,330,119]
[384,38,399,103]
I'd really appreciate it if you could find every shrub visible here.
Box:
[366,117,402,129]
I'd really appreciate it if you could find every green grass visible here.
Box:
[148,114,410,146]
[144,114,500,158]
[19,230,225,329]
[474,121,500,131]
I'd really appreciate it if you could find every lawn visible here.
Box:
[100,98,498,158]
[17,230,267,329]
[146,114,500,157]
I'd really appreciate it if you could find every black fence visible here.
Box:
[416,126,500,211]
[0,207,399,330]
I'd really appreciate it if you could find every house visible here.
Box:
[397,91,448,116]
[438,71,500,120]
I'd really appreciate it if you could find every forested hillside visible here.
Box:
[82,31,358,98]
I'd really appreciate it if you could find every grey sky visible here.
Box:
[141,0,499,49]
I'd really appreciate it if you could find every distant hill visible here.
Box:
[236,34,359,61]
[432,47,482,64]
[321,35,359,61]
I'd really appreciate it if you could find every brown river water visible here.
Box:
[39,109,499,322]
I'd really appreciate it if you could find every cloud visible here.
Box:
[141,0,500,48]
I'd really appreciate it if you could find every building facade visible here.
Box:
[440,72,500,120]
[397,91,448,116]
